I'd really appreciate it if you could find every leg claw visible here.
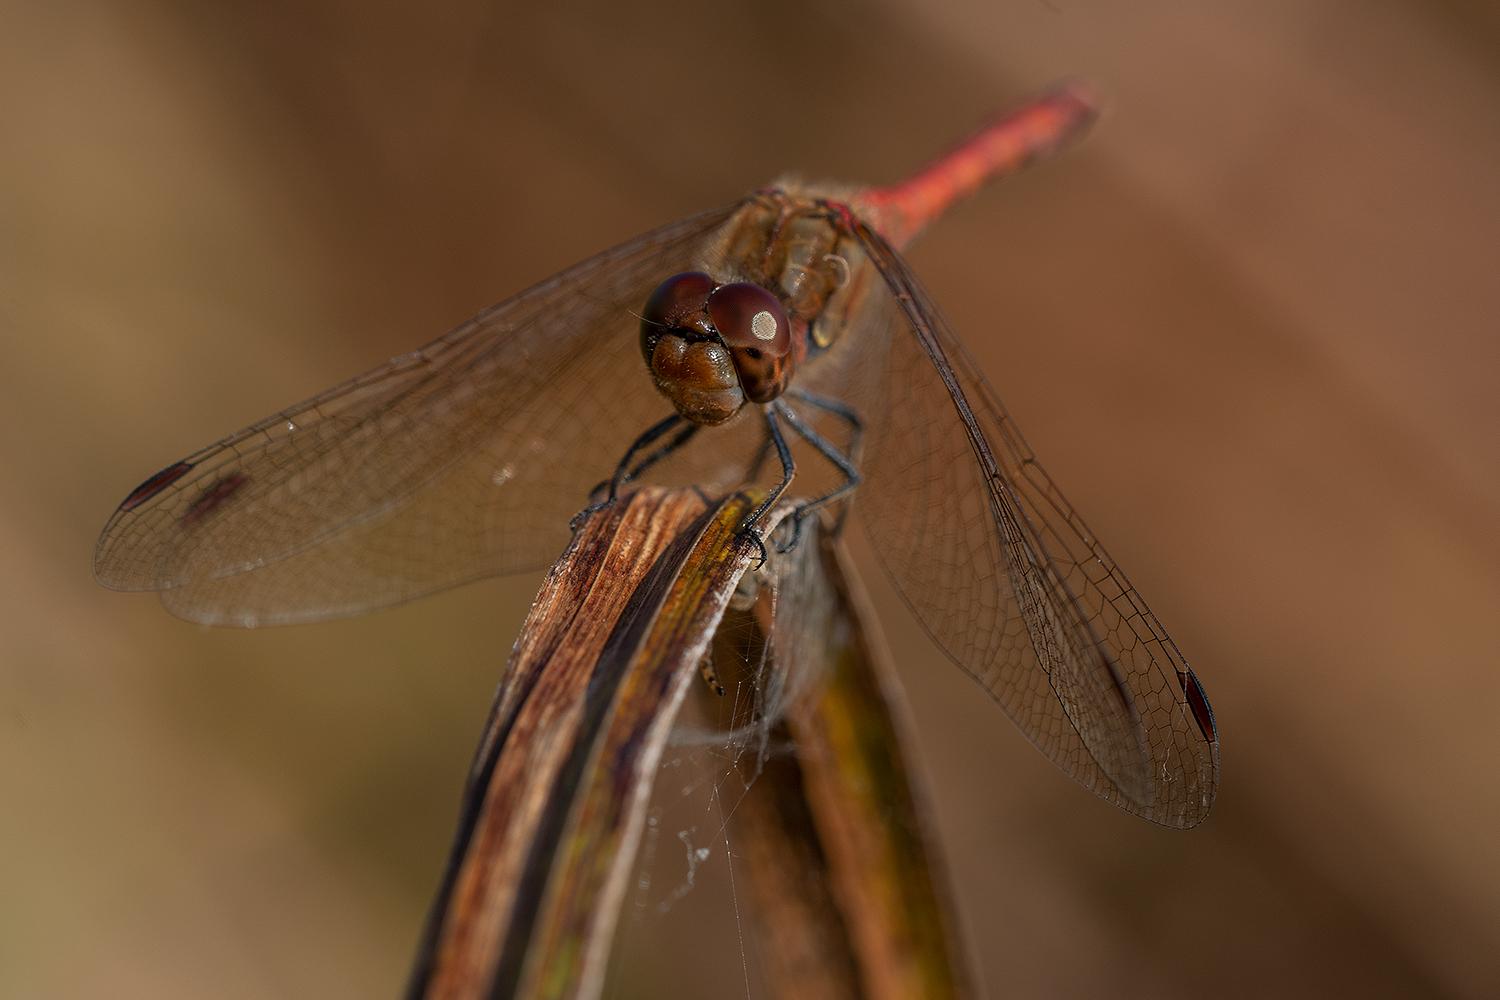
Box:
[774,512,807,554]
[737,525,769,569]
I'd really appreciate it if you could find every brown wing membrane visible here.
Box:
[94,200,764,626]
[852,221,1219,829]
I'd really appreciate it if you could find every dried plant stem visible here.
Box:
[708,532,973,1000]
[407,487,970,1000]
[407,488,782,999]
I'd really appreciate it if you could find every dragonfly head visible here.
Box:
[639,271,794,425]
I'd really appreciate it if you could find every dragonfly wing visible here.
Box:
[95,199,763,625]
[851,222,1219,828]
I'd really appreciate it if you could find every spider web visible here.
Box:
[602,517,836,1000]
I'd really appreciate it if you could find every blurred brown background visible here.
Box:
[3,1,1499,997]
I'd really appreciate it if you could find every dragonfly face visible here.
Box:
[638,272,792,423]
[639,190,869,426]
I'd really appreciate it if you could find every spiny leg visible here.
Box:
[623,421,700,485]
[737,405,797,567]
[783,388,864,535]
[771,397,862,551]
[785,387,864,467]
[571,412,690,528]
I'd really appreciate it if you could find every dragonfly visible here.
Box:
[94,84,1218,829]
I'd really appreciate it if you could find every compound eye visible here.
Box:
[641,271,716,366]
[706,283,790,354]
[708,283,794,403]
[642,271,716,329]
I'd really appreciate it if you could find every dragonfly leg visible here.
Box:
[623,421,700,484]
[783,388,864,537]
[771,397,862,551]
[785,387,864,467]
[571,413,687,528]
[737,405,797,567]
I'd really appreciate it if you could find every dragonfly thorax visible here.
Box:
[639,271,794,425]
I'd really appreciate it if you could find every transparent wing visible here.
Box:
[94,199,768,626]
[851,222,1219,828]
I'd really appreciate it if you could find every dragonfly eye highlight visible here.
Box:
[707,282,793,403]
[640,273,794,421]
